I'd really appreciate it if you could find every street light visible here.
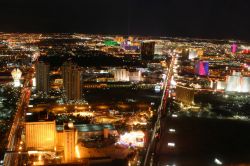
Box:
[169,128,176,133]
[214,158,223,165]
[172,114,178,118]
[167,142,175,147]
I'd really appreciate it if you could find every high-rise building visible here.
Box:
[35,61,50,93]
[175,85,195,105]
[141,41,155,60]
[231,43,238,54]
[154,43,165,55]
[63,123,78,162]
[61,61,82,100]
[25,121,56,150]
[194,60,209,76]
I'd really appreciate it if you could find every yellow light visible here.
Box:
[28,151,38,155]
[68,122,74,128]
[38,154,42,161]
[75,145,80,158]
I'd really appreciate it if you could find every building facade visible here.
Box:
[63,123,78,162]
[35,61,50,93]
[25,121,56,150]
[226,71,250,93]
[113,69,129,82]
[61,62,82,100]
[141,41,155,60]
[194,60,209,76]
[175,85,195,105]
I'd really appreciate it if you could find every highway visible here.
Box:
[3,69,33,166]
[144,54,176,166]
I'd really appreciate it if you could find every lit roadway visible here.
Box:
[3,69,33,166]
[144,54,176,166]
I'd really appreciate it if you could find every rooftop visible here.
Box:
[56,124,115,132]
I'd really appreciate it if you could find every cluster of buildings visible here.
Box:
[214,71,250,93]
[35,60,82,100]
[170,40,250,116]
[25,118,118,163]
[8,33,250,165]
[28,35,163,165]
[0,33,172,165]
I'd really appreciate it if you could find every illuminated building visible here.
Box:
[120,38,140,51]
[154,84,162,93]
[154,43,164,55]
[113,69,142,82]
[231,43,238,53]
[226,71,250,93]
[32,51,40,62]
[114,36,125,43]
[188,49,198,59]
[25,121,56,150]
[63,123,78,163]
[129,70,142,82]
[11,68,22,87]
[104,40,119,46]
[122,45,140,51]
[197,49,204,57]
[35,61,50,93]
[195,60,209,76]
[103,128,109,139]
[215,80,226,90]
[113,69,129,82]
[118,131,145,148]
[32,78,36,87]
[57,124,118,140]
[242,49,250,54]
[226,75,241,92]
[175,85,195,105]
[128,36,134,42]
[141,41,155,60]
[51,78,63,90]
[241,77,250,92]
[121,39,131,47]
[61,62,82,100]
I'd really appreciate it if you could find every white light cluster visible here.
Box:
[117,131,145,147]
[11,68,22,87]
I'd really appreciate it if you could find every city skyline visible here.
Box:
[1,0,250,165]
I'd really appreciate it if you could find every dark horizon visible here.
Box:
[0,0,250,41]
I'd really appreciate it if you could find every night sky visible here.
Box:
[0,0,250,40]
